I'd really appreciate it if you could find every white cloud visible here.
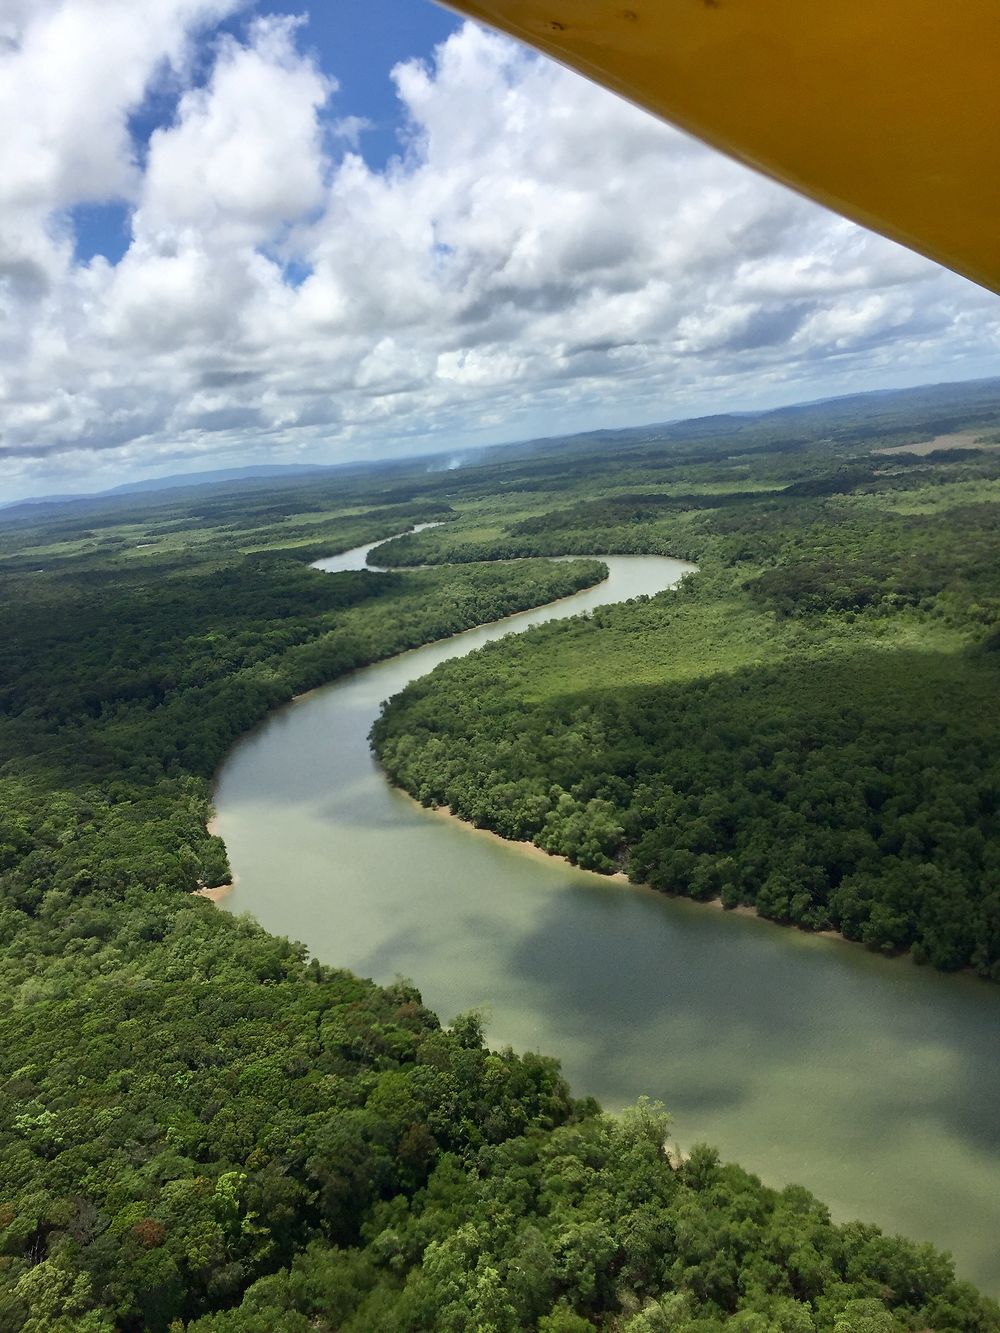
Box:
[1,11,998,497]
[0,0,238,215]
[138,15,332,242]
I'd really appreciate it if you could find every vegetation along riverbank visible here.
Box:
[2,379,1000,1328]
[373,385,1000,980]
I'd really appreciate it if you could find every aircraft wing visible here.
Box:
[440,1,1000,295]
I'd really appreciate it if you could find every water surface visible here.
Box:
[215,541,1000,1291]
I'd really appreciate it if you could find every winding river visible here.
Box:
[214,538,1000,1293]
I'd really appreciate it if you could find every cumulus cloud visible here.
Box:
[1,8,998,496]
[1,0,237,214]
[138,16,332,242]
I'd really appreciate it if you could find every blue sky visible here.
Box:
[72,1,460,267]
[1,0,998,500]
[263,0,458,165]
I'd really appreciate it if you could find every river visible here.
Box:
[213,538,1000,1293]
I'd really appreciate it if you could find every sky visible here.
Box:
[2,1,999,501]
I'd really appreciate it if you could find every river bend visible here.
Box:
[213,539,1000,1292]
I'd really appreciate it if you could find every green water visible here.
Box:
[215,544,1000,1292]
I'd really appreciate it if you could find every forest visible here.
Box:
[3,380,1000,1329]
[373,391,1000,978]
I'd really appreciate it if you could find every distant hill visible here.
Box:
[474,375,1000,465]
[102,463,333,496]
[4,374,999,522]
[0,464,332,513]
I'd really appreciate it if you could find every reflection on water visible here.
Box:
[214,544,1000,1292]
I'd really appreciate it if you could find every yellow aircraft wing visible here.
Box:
[440,1,1000,296]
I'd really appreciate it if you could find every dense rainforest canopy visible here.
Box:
[2,379,1000,1329]
[373,399,1000,978]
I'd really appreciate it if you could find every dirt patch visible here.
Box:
[192,883,235,903]
[877,431,999,456]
